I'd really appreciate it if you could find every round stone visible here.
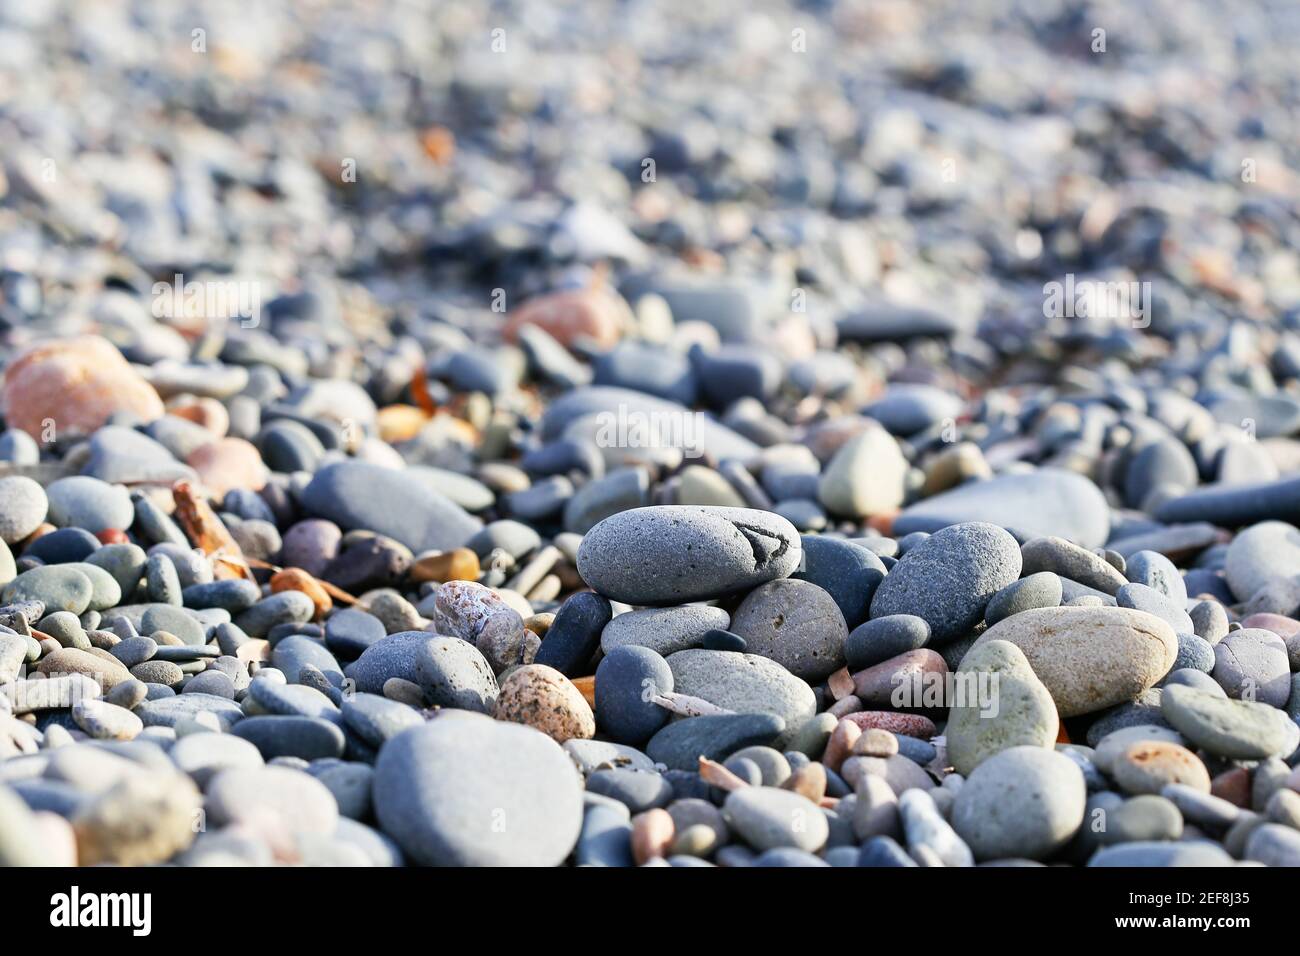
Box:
[950,747,1086,861]
[1211,628,1291,707]
[730,579,847,681]
[576,506,802,606]
[1112,740,1211,794]
[414,636,499,713]
[169,732,265,787]
[494,664,594,742]
[372,715,583,866]
[206,765,338,834]
[724,787,828,853]
[340,693,425,749]
[791,535,887,628]
[0,476,47,545]
[971,606,1178,717]
[594,644,673,745]
[869,522,1022,645]
[817,425,908,518]
[46,476,134,532]
[348,631,435,693]
[1225,521,1300,602]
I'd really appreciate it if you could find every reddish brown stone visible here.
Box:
[2,335,164,439]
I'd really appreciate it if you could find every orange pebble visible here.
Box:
[570,675,596,709]
[95,528,129,545]
[410,547,481,584]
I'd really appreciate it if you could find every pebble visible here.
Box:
[1161,684,1298,759]
[1211,628,1291,706]
[791,535,886,628]
[730,579,847,681]
[600,604,729,657]
[414,636,499,714]
[666,650,816,748]
[232,715,346,761]
[972,606,1178,717]
[870,522,1023,645]
[576,506,801,605]
[301,461,482,554]
[594,645,673,745]
[1021,536,1127,595]
[723,787,828,853]
[844,614,931,670]
[1112,740,1211,794]
[817,426,908,518]
[945,639,1058,776]
[984,572,1063,627]
[372,715,582,866]
[645,713,786,771]
[534,591,611,677]
[892,470,1111,549]
[206,765,337,835]
[0,476,48,545]
[951,748,1085,861]
[493,664,595,743]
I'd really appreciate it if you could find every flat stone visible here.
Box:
[231,715,346,760]
[1161,684,1297,760]
[301,461,482,554]
[576,506,802,606]
[3,566,94,615]
[724,787,828,853]
[972,606,1177,717]
[600,604,729,657]
[1155,475,1300,529]
[892,469,1110,549]
[136,693,245,731]
[645,712,786,771]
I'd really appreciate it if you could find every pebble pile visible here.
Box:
[2,0,1300,868]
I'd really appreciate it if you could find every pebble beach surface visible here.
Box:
[2,0,1300,869]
